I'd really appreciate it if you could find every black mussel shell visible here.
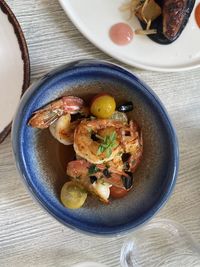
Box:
[117,102,133,112]
[138,0,195,45]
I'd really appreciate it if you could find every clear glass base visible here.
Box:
[120,219,200,267]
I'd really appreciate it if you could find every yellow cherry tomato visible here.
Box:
[60,181,87,209]
[90,94,116,119]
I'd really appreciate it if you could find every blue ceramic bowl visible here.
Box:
[12,60,179,236]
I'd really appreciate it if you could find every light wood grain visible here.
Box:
[0,1,200,266]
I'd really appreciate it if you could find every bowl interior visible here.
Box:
[13,61,178,235]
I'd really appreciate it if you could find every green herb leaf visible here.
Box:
[88,164,100,175]
[110,131,116,142]
[97,131,118,158]
[90,116,96,120]
[111,141,118,149]
[88,127,93,133]
[95,134,105,141]
[106,147,112,158]
[97,145,104,155]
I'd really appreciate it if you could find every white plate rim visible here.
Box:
[58,0,200,72]
[0,0,30,143]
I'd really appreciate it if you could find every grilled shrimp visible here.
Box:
[74,118,142,170]
[67,160,133,203]
[102,121,142,173]
[73,119,126,164]
[28,96,88,129]
[121,120,143,172]
[49,114,81,145]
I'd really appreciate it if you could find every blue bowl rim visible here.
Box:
[12,59,179,236]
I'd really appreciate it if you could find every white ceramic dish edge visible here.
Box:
[58,0,200,72]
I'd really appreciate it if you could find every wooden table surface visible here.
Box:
[1,1,200,266]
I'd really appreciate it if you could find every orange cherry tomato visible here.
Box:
[110,186,128,199]
[195,3,200,28]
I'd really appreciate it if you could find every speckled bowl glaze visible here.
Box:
[12,60,179,236]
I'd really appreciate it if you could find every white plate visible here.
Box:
[0,1,30,143]
[58,0,200,72]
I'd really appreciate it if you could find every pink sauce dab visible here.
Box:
[109,22,134,45]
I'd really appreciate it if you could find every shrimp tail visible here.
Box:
[28,96,87,129]
[28,108,63,129]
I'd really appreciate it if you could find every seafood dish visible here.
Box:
[122,0,195,44]
[28,94,143,209]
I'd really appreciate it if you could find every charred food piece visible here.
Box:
[163,0,194,41]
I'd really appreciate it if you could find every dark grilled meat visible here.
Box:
[163,0,188,41]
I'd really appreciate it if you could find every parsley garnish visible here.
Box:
[90,116,96,120]
[88,164,100,175]
[97,131,118,158]
[88,127,93,133]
